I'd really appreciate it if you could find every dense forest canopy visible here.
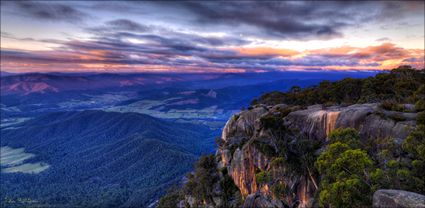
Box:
[251,66,425,107]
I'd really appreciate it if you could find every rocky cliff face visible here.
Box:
[217,103,417,208]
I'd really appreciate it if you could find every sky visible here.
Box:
[1,1,424,73]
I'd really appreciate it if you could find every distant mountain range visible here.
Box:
[0,71,377,95]
[1,110,214,207]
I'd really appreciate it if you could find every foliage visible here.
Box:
[416,99,425,112]
[316,129,376,207]
[255,170,272,184]
[219,168,240,208]
[251,140,276,157]
[417,111,425,125]
[162,154,241,208]
[184,155,219,206]
[328,128,361,148]
[253,66,425,107]
[271,157,286,167]
[379,99,406,111]
[400,125,425,193]
[318,123,425,207]
[271,183,287,199]
[157,187,181,208]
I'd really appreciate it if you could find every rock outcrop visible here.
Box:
[217,103,417,208]
[373,189,425,208]
[284,103,415,142]
[177,102,419,208]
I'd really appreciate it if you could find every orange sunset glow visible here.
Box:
[1,1,424,73]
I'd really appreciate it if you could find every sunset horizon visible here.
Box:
[1,1,424,73]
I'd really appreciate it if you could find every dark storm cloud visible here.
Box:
[86,19,250,47]
[168,1,344,40]
[89,19,150,34]
[5,1,88,22]
[106,19,148,32]
[150,1,423,40]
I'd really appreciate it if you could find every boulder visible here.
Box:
[373,189,425,208]
[222,107,268,141]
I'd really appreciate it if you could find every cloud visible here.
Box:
[173,1,344,40]
[376,37,391,42]
[2,34,422,73]
[235,47,300,57]
[106,19,148,32]
[4,1,88,22]
[89,19,150,33]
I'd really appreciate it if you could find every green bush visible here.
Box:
[271,157,285,167]
[380,100,405,111]
[328,128,361,149]
[316,128,376,207]
[157,188,181,208]
[260,114,282,129]
[415,99,425,112]
[255,171,272,184]
[251,140,276,157]
[417,111,425,125]
[271,183,286,198]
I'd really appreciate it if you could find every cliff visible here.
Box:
[215,103,417,208]
[158,67,425,208]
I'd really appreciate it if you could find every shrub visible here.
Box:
[380,100,405,111]
[251,140,276,157]
[255,171,272,184]
[417,111,425,125]
[157,188,181,208]
[271,157,285,167]
[328,128,361,149]
[415,99,425,112]
[271,183,286,198]
[215,137,225,147]
[260,114,282,129]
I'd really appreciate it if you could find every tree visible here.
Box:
[316,129,376,207]
[401,125,425,193]
[157,188,180,208]
[183,155,219,206]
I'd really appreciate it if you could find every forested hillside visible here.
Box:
[1,110,214,207]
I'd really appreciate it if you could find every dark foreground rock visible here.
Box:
[373,189,425,208]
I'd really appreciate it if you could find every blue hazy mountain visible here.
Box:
[1,110,215,207]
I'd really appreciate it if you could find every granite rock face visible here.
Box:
[284,103,415,141]
[222,106,268,142]
[373,189,425,208]
[217,103,417,208]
